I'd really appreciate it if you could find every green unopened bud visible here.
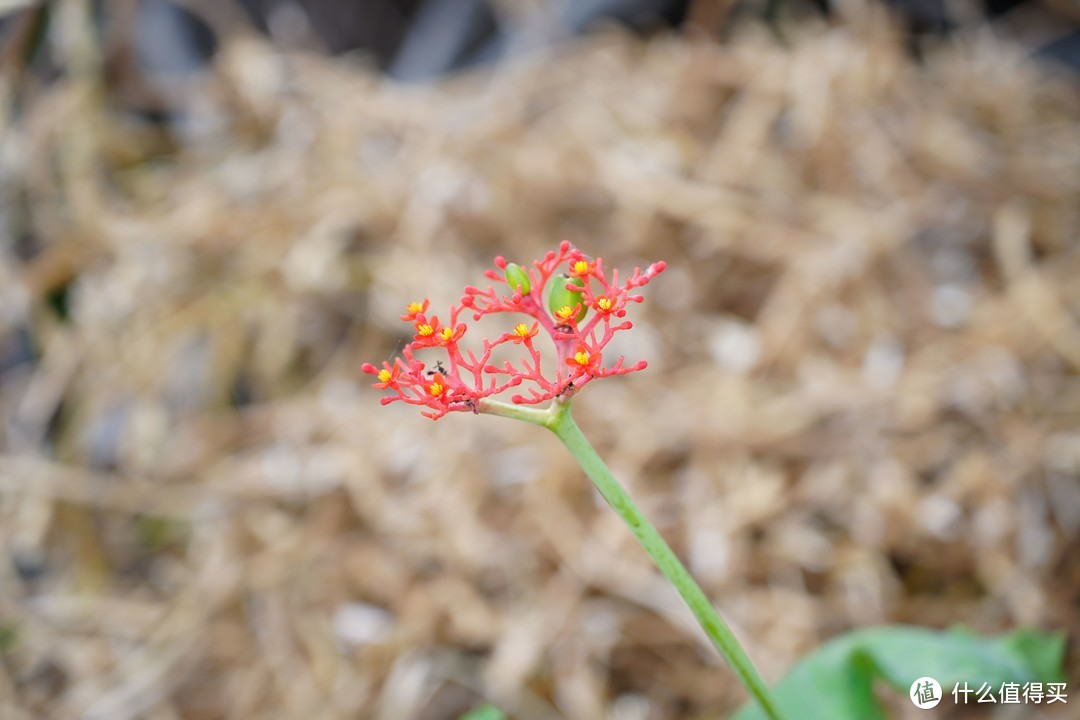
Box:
[547,274,588,323]
[504,263,531,295]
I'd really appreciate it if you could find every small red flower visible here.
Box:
[436,323,466,346]
[553,305,580,324]
[413,316,445,347]
[565,347,600,373]
[427,374,447,397]
[506,322,539,344]
[593,295,617,315]
[362,361,401,389]
[568,259,592,278]
[401,299,430,321]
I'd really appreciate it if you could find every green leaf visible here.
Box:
[1002,628,1067,683]
[457,703,506,720]
[732,633,887,720]
[733,626,1066,720]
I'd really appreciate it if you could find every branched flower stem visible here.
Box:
[478,397,786,720]
[369,246,782,717]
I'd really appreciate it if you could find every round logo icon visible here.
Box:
[910,676,943,709]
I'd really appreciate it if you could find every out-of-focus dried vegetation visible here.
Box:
[1,1,1079,719]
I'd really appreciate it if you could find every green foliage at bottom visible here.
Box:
[457,703,507,720]
[733,626,1066,720]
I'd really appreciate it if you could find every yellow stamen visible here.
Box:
[440,327,454,341]
[596,296,612,311]
[514,323,531,337]
[378,369,392,383]
[417,324,434,336]
[555,305,575,321]
[406,302,424,315]
[573,260,589,274]
[429,381,444,396]
[574,351,590,366]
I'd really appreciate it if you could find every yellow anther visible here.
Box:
[417,324,434,336]
[514,323,530,337]
[555,306,575,321]
[573,260,590,274]
[440,327,454,341]
[378,369,392,383]
[574,351,590,366]
[429,381,444,396]
[596,296,612,311]
[406,302,424,315]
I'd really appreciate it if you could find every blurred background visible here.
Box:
[1,0,1079,718]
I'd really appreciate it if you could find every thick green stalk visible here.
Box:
[538,400,785,720]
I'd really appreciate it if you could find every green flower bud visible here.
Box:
[504,263,532,295]
[547,274,588,323]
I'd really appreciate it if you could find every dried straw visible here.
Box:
[0,3,1078,719]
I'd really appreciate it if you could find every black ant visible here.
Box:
[426,360,448,377]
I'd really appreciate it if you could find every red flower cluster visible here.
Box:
[362,242,666,419]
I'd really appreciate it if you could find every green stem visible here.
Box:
[476,398,551,425]
[525,399,785,720]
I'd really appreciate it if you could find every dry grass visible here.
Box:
[1,4,1078,719]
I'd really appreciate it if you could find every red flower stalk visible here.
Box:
[362,241,665,419]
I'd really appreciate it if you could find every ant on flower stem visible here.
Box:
[556,380,577,399]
